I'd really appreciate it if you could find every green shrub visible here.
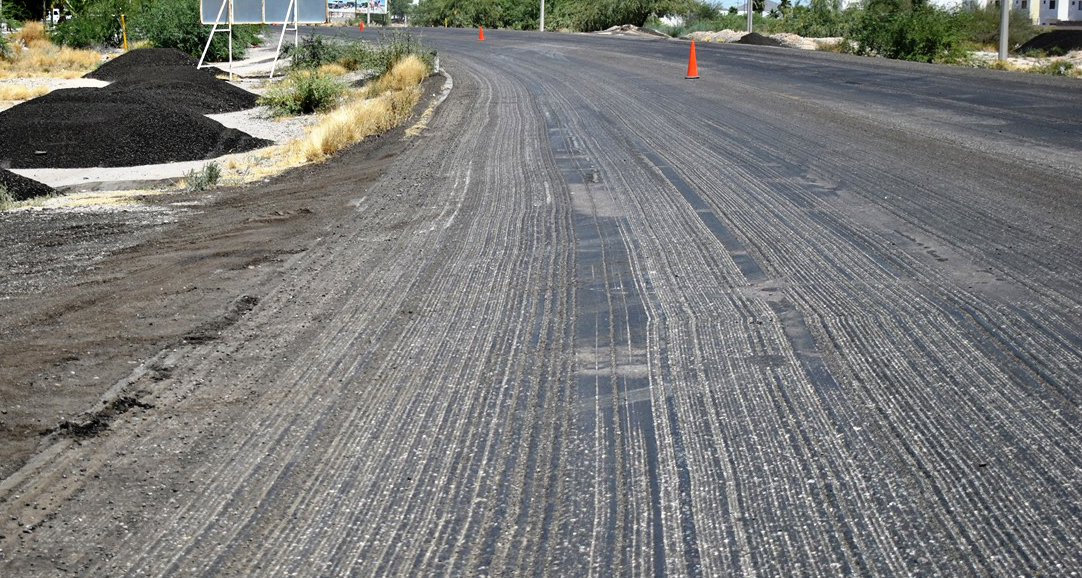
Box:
[51,0,136,49]
[183,161,222,192]
[847,4,964,63]
[258,70,345,115]
[286,35,346,69]
[0,33,9,60]
[786,0,856,37]
[286,32,434,77]
[955,5,1039,51]
[134,0,259,60]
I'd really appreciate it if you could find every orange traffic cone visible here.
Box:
[359,21,364,32]
[479,27,485,42]
[686,41,700,79]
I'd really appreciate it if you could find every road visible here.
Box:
[3,27,1082,576]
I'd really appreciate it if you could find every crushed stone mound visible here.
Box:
[87,47,204,80]
[0,168,57,202]
[0,88,272,169]
[1017,30,1082,55]
[735,32,784,47]
[105,66,260,114]
[87,48,256,114]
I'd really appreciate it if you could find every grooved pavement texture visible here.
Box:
[2,28,1082,576]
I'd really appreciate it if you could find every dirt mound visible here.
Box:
[0,88,272,169]
[735,32,783,47]
[1017,30,1082,54]
[0,168,57,202]
[87,48,257,114]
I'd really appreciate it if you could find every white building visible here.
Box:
[1013,0,1082,23]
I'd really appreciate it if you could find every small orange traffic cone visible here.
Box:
[686,41,700,79]
[359,21,364,32]
[479,27,485,42]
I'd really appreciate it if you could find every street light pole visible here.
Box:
[540,0,545,31]
[747,0,753,33]
[998,0,1009,60]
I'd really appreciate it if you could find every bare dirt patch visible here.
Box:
[0,74,446,480]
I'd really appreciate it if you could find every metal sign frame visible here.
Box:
[197,0,323,79]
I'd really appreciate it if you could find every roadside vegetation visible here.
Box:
[267,33,435,161]
[182,161,221,192]
[647,0,1049,64]
[0,21,101,79]
[2,0,259,59]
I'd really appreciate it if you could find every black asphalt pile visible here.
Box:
[0,88,272,169]
[0,168,57,202]
[88,48,256,114]
[1017,30,1082,54]
[736,32,783,47]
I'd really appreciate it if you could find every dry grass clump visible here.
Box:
[0,29,101,79]
[296,56,426,162]
[298,85,419,161]
[317,63,349,77]
[0,84,50,100]
[362,55,427,98]
[12,22,48,47]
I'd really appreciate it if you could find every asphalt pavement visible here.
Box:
[2,27,1082,576]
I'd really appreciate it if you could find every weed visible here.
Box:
[368,31,435,77]
[816,39,851,53]
[0,184,13,210]
[1029,61,1075,76]
[259,70,346,116]
[183,162,222,192]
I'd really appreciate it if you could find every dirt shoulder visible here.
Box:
[0,74,446,481]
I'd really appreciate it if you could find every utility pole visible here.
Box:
[998,0,1009,61]
[746,0,753,33]
[540,0,545,31]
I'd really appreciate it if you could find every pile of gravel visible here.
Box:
[735,32,783,47]
[0,168,58,202]
[1017,30,1082,55]
[0,89,271,169]
[0,48,270,169]
[88,48,256,114]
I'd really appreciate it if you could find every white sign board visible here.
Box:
[201,0,328,24]
[327,0,387,15]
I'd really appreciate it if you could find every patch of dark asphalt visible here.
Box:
[181,295,260,344]
[43,396,155,440]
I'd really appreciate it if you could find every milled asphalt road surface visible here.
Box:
[3,27,1082,576]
